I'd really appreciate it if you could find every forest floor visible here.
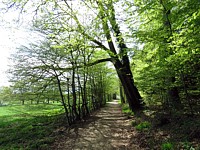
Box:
[51,100,200,150]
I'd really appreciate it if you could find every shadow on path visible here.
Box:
[52,100,140,150]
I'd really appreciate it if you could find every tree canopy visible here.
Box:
[3,0,200,113]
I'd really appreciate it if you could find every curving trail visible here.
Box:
[53,100,141,150]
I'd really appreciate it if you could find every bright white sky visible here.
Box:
[0,27,12,86]
[0,8,32,87]
[0,26,27,87]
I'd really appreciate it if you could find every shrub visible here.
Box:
[181,141,195,150]
[135,121,151,131]
[122,104,134,116]
[161,142,174,150]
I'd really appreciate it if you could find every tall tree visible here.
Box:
[4,0,144,111]
[130,0,200,111]
[96,0,143,110]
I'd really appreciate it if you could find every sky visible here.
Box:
[0,8,32,87]
[0,26,26,86]
[0,27,12,86]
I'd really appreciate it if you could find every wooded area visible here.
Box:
[0,0,199,149]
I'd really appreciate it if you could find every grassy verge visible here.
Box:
[0,104,65,149]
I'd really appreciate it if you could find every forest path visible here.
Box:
[53,100,140,150]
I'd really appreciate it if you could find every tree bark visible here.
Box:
[96,0,143,111]
[167,77,181,109]
[55,74,71,125]
[113,59,143,111]
[120,83,125,104]
[71,63,79,120]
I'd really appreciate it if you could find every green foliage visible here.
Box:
[0,104,63,149]
[135,121,151,131]
[9,24,117,120]
[130,0,200,111]
[122,104,134,116]
[122,103,129,110]
[181,141,195,150]
[0,86,14,105]
[161,142,174,150]
[118,100,121,105]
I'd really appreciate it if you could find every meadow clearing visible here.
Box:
[0,104,64,149]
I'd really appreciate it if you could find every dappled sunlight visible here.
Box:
[106,100,120,105]
[51,100,140,150]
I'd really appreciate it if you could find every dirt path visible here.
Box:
[53,100,140,150]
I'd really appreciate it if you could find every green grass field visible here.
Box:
[0,104,65,149]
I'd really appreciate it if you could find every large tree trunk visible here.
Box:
[62,0,143,111]
[167,77,181,109]
[120,83,125,104]
[96,0,144,111]
[113,59,143,111]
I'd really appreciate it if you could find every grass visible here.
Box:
[161,142,174,150]
[122,104,134,116]
[135,121,151,131]
[0,104,65,149]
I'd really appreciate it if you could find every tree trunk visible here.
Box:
[22,100,24,105]
[120,83,125,104]
[113,59,143,111]
[167,77,181,109]
[67,78,72,122]
[95,1,144,111]
[55,74,71,125]
[71,63,79,120]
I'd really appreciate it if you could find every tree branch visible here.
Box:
[87,58,112,67]
[31,58,112,72]
[63,0,110,52]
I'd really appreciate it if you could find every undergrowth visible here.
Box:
[135,121,151,131]
[121,103,134,116]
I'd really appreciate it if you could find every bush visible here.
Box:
[135,121,151,131]
[181,141,195,150]
[161,142,174,150]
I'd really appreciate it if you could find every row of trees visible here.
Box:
[4,0,144,112]
[4,0,199,115]
[7,30,118,124]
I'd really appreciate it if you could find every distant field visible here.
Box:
[0,103,62,116]
[0,104,65,149]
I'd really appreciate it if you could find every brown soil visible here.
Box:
[51,100,141,150]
